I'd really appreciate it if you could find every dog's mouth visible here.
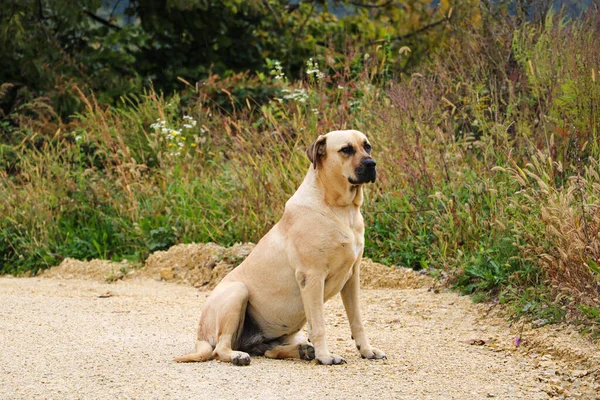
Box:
[348,165,377,185]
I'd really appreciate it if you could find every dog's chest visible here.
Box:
[323,216,364,299]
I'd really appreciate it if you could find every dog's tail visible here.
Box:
[173,340,214,363]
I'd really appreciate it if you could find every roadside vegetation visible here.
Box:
[1,1,599,335]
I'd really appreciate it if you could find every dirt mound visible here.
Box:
[139,242,255,289]
[44,242,431,290]
[360,259,433,289]
[42,258,131,281]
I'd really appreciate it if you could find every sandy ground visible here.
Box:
[1,274,599,399]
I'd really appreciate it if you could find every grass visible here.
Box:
[1,9,599,333]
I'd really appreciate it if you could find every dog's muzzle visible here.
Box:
[349,158,377,185]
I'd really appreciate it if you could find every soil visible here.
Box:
[1,244,599,399]
[43,243,435,290]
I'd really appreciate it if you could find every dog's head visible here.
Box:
[306,130,376,185]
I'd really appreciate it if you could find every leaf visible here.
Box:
[588,258,600,275]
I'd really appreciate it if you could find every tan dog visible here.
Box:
[174,130,386,366]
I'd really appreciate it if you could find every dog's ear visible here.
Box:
[306,135,327,169]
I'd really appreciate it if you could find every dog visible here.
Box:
[174,130,386,366]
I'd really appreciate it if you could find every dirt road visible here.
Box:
[1,275,598,399]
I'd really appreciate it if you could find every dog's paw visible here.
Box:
[316,353,346,365]
[360,347,387,360]
[298,343,315,360]
[231,351,251,366]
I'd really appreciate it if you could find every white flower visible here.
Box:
[281,88,309,103]
[270,60,285,81]
[337,85,344,90]
[349,99,362,111]
[306,58,324,79]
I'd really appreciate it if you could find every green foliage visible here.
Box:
[512,9,600,165]
[0,0,461,123]
[500,286,565,326]
[1,3,599,334]
[147,227,178,253]
[579,304,600,320]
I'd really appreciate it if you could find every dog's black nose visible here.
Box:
[363,158,376,168]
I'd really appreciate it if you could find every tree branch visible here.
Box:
[83,10,122,30]
[37,0,45,20]
[109,0,123,19]
[349,1,399,9]
[371,16,449,44]
[262,0,282,27]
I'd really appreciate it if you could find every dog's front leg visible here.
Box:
[295,270,346,365]
[341,260,386,360]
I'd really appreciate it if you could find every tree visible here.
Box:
[0,0,465,123]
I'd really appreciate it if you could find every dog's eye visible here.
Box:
[339,146,355,155]
[364,143,372,153]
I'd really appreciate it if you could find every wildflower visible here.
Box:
[181,137,186,140]
[183,124,193,129]
[271,60,285,81]
[349,99,362,111]
[191,143,197,147]
[183,116,197,127]
[306,58,324,79]
[150,119,167,131]
[312,108,319,115]
[337,85,344,90]
[75,135,82,142]
[282,88,309,103]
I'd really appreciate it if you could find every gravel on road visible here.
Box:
[1,276,598,399]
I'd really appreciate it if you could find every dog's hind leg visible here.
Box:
[211,281,252,366]
[264,332,315,361]
[173,340,214,362]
